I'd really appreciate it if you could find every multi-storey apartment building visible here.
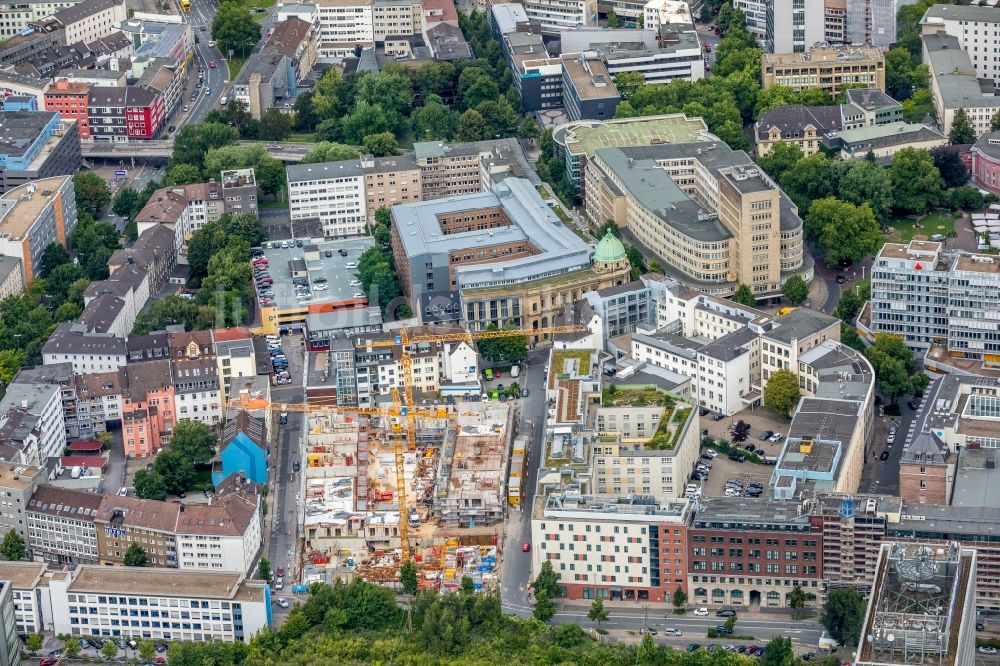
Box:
[762,44,885,95]
[0,464,45,544]
[921,5,1000,84]
[121,359,175,458]
[26,485,102,565]
[42,323,128,373]
[53,0,126,45]
[923,32,1000,139]
[168,331,221,425]
[44,78,91,139]
[687,497,824,608]
[0,561,48,636]
[372,0,421,41]
[0,174,76,283]
[531,493,691,601]
[584,142,808,299]
[87,86,165,142]
[213,328,257,408]
[764,0,824,54]
[286,161,366,238]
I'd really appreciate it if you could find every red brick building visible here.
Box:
[686,498,824,609]
[122,359,174,458]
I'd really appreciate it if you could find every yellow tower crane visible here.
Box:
[233,323,588,561]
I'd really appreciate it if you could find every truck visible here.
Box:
[818,633,841,651]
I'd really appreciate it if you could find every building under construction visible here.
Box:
[855,541,977,666]
[300,400,513,577]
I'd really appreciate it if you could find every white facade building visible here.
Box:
[175,495,262,574]
[0,383,65,459]
[286,162,367,238]
[765,0,824,54]
[42,324,128,374]
[47,566,270,642]
[442,342,478,384]
[315,0,374,58]
[921,5,1000,84]
[521,0,596,32]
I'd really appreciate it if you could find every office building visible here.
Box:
[559,53,620,122]
[314,0,374,58]
[762,44,885,96]
[853,542,976,666]
[764,0,824,54]
[26,485,102,565]
[923,32,1000,139]
[232,53,289,120]
[530,493,691,601]
[0,112,81,194]
[520,0,596,33]
[0,373,66,460]
[847,0,905,48]
[687,498,824,608]
[0,581,16,666]
[552,113,714,193]
[583,142,808,299]
[860,242,1000,367]
[413,138,528,200]
[47,566,270,641]
[0,464,45,543]
[390,177,629,331]
[0,561,50,636]
[53,0,126,45]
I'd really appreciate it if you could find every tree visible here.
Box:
[613,71,645,100]
[152,447,196,495]
[112,186,140,218]
[460,576,475,594]
[475,322,528,364]
[169,419,218,466]
[731,283,757,307]
[779,154,838,214]
[456,109,488,142]
[172,122,240,168]
[133,469,167,501]
[73,171,111,218]
[258,108,293,141]
[257,558,272,581]
[806,197,882,266]
[101,640,119,661]
[39,243,70,278]
[672,587,687,611]
[764,368,801,416]
[821,588,867,646]
[256,157,286,199]
[993,110,1000,132]
[362,132,399,157]
[782,275,809,305]
[789,584,806,611]
[138,639,156,661]
[624,245,645,280]
[532,560,560,600]
[400,560,419,595]
[949,107,976,145]
[374,207,391,228]
[63,637,81,659]
[890,147,945,214]
[760,636,794,666]
[25,634,42,655]
[356,71,413,120]
[477,98,519,139]
[211,1,260,57]
[356,246,401,314]
[0,528,24,560]
[459,68,499,110]
[865,334,928,403]
[163,162,203,186]
[606,9,620,26]
[587,598,609,627]
[124,543,149,567]
[837,160,894,224]
[932,146,970,188]
[946,185,985,211]
[757,141,803,182]
[203,143,270,182]
[520,116,540,141]
[533,590,556,622]
[301,142,359,164]
[412,98,456,141]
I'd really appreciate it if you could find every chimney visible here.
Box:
[179,504,185,512]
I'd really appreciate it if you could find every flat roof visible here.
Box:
[0,562,45,589]
[560,55,618,100]
[68,566,248,599]
[765,307,838,344]
[553,113,712,158]
[923,32,1000,110]
[0,176,68,240]
[950,449,1000,509]
[259,237,375,312]
[763,43,881,66]
[787,397,862,446]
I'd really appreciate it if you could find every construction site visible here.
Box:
[300,400,514,591]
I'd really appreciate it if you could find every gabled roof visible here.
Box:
[221,410,266,451]
[754,104,843,141]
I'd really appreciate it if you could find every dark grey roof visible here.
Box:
[699,326,756,361]
[77,294,125,334]
[845,88,900,112]
[124,359,172,399]
[0,111,59,157]
[54,0,122,25]
[426,23,472,60]
[43,322,126,357]
[973,130,1000,161]
[234,52,284,86]
[890,502,1000,538]
[764,307,838,344]
[754,104,842,142]
[787,397,861,445]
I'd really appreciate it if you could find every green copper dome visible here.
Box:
[593,230,627,263]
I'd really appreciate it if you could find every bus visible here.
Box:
[180,0,191,11]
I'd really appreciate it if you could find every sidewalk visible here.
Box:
[555,598,813,622]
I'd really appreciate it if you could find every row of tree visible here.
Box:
[166,126,284,200]
[132,213,264,335]
[204,98,295,143]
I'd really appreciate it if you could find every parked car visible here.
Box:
[908,399,919,410]
[714,625,732,634]
[728,454,744,463]
[713,413,725,421]
[880,450,890,461]
[759,430,773,441]
[693,608,709,616]
[716,609,737,617]
[522,543,530,552]
[768,433,783,442]
[663,627,682,636]
[687,643,702,652]
[277,598,290,608]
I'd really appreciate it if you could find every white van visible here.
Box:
[220,96,228,105]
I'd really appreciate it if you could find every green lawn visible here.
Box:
[886,210,961,243]
[190,468,214,492]
[286,132,315,144]
[259,198,288,210]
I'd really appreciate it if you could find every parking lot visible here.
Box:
[702,407,791,461]
[699,455,774,498]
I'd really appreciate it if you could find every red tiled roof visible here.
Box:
[60,456,108,468]
[67,440,102,452]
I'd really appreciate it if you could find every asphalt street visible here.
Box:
[184,0,230,124]
[499,351,548,618]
